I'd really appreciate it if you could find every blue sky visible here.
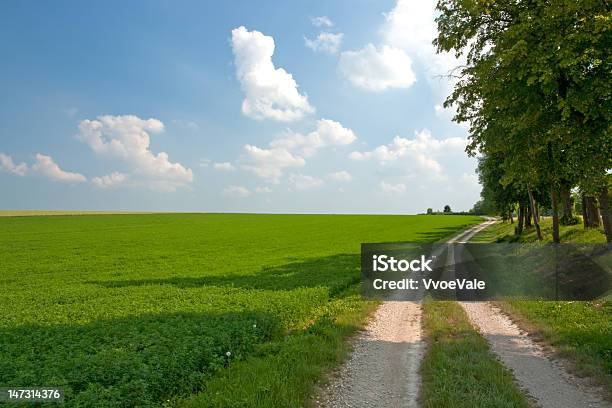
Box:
[0,0,481,213]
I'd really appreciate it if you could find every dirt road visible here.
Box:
[318,219,610,407]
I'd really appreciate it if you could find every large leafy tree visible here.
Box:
[435,0,611,242]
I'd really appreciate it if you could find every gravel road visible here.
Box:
[314,301,424,408]
[461,301,611,408]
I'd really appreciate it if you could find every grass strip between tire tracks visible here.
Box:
[420,300,532,408]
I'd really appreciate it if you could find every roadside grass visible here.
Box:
[470,217,607,244]
[176,287,377,408]
[0,213,480,406]
[420,300,531,408]
[499,300,612,396]
[473,218,612,396]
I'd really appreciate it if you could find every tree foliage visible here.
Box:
[435,0,612,242]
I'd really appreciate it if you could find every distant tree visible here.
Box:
[443,205,452,213]
[470,199,493,216]
[426,208,433,215]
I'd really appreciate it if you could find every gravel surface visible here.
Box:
[314,301,424,408]
[460,301,611,408]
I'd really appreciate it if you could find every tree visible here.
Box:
[477,153,523,224]
[470,198,494,215]
[435,0,612,242]
[443,205,452,213]
[426,208,434,215]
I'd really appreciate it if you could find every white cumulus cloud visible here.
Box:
[271,119,356,157]
[339,44,416,91]
[231,26,314,122]
[0,153,28,176]
[32,154,86,183]
[242,119,356,183]
[241,145,305,183]
[350,129,466,177]
[381,0,462,97]
[92,172,127,188]
[77,115,193,191]
[288,173,323,191]
[213,162,236,172]
[305,32,343,54]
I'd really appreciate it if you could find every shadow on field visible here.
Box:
[0,310,281,407]
[409,225,474,243]
[85,224,470,295]
[87,253,362,296]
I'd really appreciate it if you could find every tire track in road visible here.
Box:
[460,301,611,408]
[315,301,424,408]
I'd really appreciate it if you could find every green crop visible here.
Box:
[0,213,480,406]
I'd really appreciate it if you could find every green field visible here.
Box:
[0,213,480,407]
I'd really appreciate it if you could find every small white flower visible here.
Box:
[226,351,231,357]
[253,324,257,328]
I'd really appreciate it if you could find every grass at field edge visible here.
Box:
[174,287,378,408]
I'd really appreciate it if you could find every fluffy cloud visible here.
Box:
[350,129,466,177]
[288,173,323,191]
[213,162,236,172]
[231,26,314,122]
[242,119,356,182]
[380,181,406,194]
[311,16,333,27]
[328,170,352,182]
[241,145,305,183]
[339,44,416,91]
[270,119,356,157]
[77,115,193,191]
[336,0,460,97]
[381,0,462,96]
[305,32,343,54]
[223,185,252,198]
[92,172,127,188]
[0,153,28,176]
[32,154,86,183]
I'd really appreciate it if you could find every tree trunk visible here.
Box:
[598,187,612,243]
[560,185,573,224]
[582,194,588,228]
[583,195,601,228]
[525,203,532,227]
[551,186,560,243]
[527,184,543,240]
[509,209,514,224]
[516,204,525,235]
